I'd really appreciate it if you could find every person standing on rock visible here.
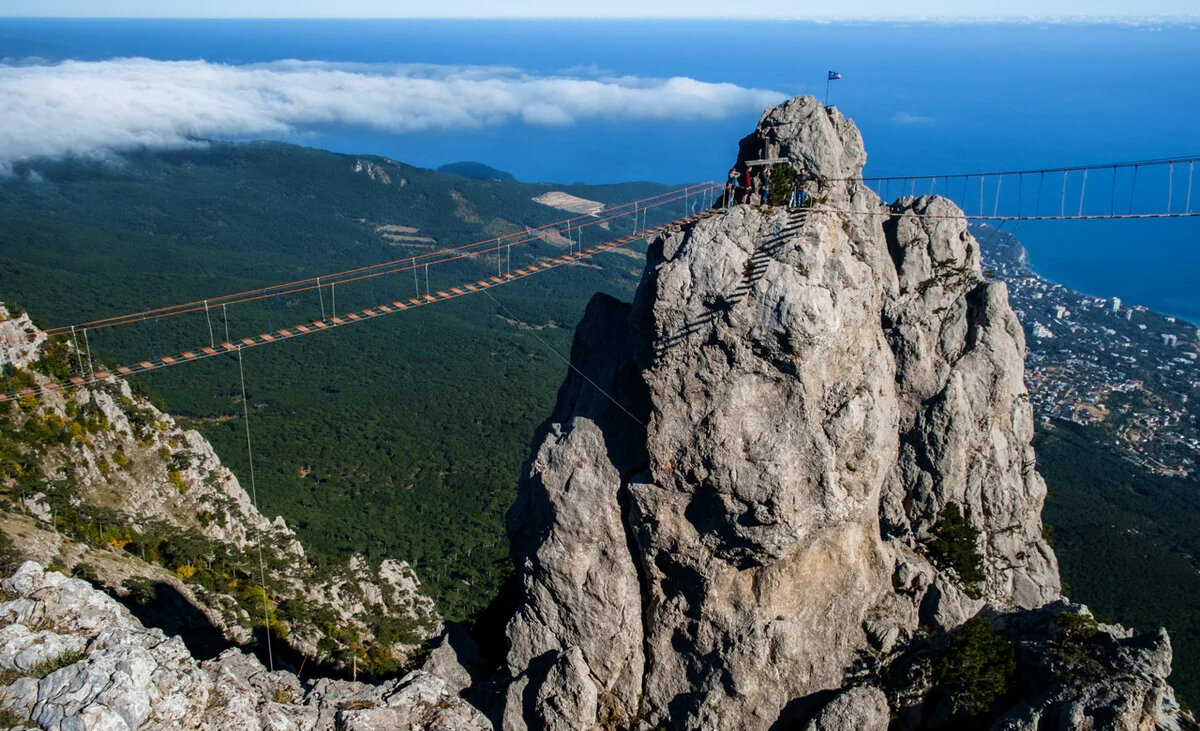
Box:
[726,167,739,208]
[790,173,807,208]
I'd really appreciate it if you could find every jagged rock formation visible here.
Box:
[0,306,439,675]
[0,562,487,730]
[499,96,1183,730]
[0,96,1187,730]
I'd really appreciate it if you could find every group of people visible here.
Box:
[723,164,812,208]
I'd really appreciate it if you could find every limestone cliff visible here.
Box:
[0,306,439,677]
[0,561,486,730]
[499,96,1183,730]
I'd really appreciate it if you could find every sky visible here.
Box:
[1,0,1196,18]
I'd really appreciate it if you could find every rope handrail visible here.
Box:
[808,207,1200,222]
[856,155,1200,183]
[43,183,720,337]
[3,207,719,403]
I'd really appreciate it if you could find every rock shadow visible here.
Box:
[111,580,231,661]
[768,687,840,731]
[110,580,354,681]
[656,210,807,357]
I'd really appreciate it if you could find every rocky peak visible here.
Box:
[733,96,866,198]
[498,96,1181,730]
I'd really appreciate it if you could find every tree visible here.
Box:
[768,164,795,207]
[926,502,986,599]
[937,617,1016,717]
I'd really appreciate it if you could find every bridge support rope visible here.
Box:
[70,326,84,377]
[3,207,718,403]
[82,329,94,381]
[1129,165,1139,215]
[1188,161,1194,213]
[1078,169,1088,218]
[1168,163,1174,214]
[204,301,215,349]
[237,345,274,673]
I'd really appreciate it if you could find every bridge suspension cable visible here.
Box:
[2,202,719,404]
[859,155,1200,184]
[9,154,1199,402]
[43,184,719,338]
[857,155,1199,222]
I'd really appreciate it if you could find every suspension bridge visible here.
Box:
[858,155,1200,221]
[3,155,1198,404]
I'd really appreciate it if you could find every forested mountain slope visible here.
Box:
[1038,422,1200,707]
[0,142,678,619]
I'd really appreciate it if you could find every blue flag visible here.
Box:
[828,71,842,81]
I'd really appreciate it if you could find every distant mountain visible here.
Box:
[436,161,516,181]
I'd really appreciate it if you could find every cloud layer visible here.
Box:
[891,111,933,125]
[0,58,784,169]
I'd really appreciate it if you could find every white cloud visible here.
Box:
[0,58,785,170]
[891,111,933,125]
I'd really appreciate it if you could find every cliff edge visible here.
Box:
[499,96,1184,730]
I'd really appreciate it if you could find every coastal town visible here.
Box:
[976,224,1200,479]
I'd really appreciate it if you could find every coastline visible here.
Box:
[972,223,1200,329]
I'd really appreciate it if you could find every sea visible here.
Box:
[2,18,1198,322]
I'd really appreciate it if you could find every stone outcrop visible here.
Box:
[0,96,1185,730]
[0,306,439,675]
[498,96,1181,730]
[0,562,487,730]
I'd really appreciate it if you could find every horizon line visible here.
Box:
[1,14,1197,22]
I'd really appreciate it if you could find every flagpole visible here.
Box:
[825,77,831,106]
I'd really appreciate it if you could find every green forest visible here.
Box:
[0,141,678,619]
[1038,422,1200,706]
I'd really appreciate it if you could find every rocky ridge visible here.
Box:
[0,306,439,676]
[497,96,1185,729]
[0,561,486,730]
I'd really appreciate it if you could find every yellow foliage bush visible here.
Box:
[175,565,196,580]
[168,470,188,494]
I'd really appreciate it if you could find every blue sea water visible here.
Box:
[1,18,1198,320]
